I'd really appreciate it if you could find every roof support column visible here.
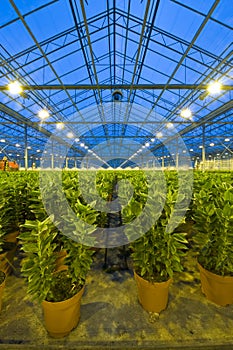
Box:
[24,125,28,170]
[51,140,54,169]
[202,124,206,170]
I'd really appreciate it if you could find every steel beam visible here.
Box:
[1,84,232,90]
[150,0,221,110]
[150,100,233,152]
[1,0,59,29]
[8,0,97,142]
[171,0,232,31]
[0,103,85,156]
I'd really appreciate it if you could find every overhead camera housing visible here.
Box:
[112,90,123,102]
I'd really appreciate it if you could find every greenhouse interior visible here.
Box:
[0,0,233,349]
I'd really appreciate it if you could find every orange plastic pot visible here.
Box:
[42,286,84,338]
[198,262,233,306]
[0,272,6,312]
[134,271,172,313]
[0,245,17,276]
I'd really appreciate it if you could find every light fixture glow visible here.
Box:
[56,122,64,130]
[199,145,203,149]
[166,122,174,129]
[38,109,49,120]
[180,108,192,119]
[67,132,74,139]
[225,138,230,142]
[150,138,155,142]
[156,132,163,138]
[75,138,80,142]
[0,139,6,143]
[210,142,215,146]
[27,146,31,149]
[80,143,85,147]
[190,148,193,152]
[207,81,222,95]
[15,143,20,147]
[8,81,23,95]
[145,142,150,147]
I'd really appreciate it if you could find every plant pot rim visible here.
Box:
[134,270,172,286]
[197,262,233,282]
[42,284,84,307]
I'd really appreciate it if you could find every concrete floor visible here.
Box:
[0,248,233,350]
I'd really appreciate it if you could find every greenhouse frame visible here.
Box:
[0,0,233,349]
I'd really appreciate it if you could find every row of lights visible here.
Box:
[7,80,222,122]
[199,138,230,148]
[2,84,93,154]
[179,81,222,120]
[8,81,50,121]
[128,135,162,161]
[127,82,223,163]
[5,80,224,163]
[128,137,231,163]
[0,138,103,161]
[128,137,230,163]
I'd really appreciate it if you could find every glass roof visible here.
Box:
[0,0,232,168]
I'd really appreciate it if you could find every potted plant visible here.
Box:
[0,270,6,313]
[19,215,94,338]
[122,171,189,313]
[193,172,233,306]
[0,173,29,274]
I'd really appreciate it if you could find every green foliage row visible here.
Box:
[0,169,233,296]
[192,171,233,276]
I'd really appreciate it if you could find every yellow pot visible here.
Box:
[134,271,172,313]
[0,273,6,312]
[42,286,84,338]
[0,245,17,276]
[198,262,233,306]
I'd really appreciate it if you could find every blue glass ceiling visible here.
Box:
[0,0,232,168]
